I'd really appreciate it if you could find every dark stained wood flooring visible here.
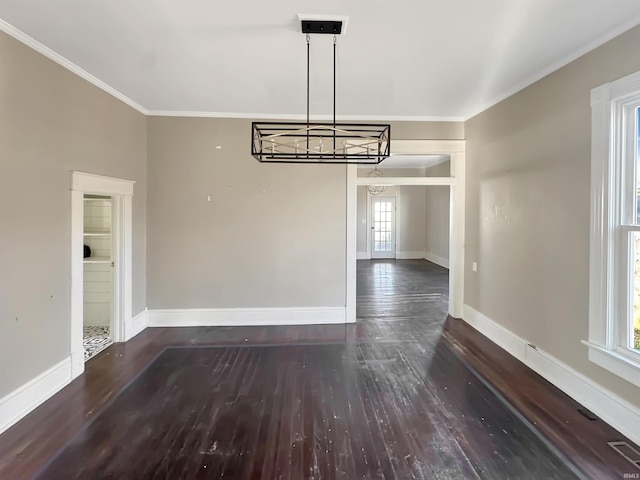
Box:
[0,259,637,479]
[33,342,575,480]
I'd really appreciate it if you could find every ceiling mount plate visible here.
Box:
[301,20,342,35]
[297,14,349,35]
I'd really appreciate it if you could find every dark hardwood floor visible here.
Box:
[0,259,637,479]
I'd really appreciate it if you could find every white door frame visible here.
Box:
[346,139,466,322]
[369,195,397,259]
[70,171,135,379]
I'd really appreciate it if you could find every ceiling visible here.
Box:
[1,1,640,120]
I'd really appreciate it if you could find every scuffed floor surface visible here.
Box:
[34,342,576,479]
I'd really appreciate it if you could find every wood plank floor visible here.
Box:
[33,343,574,480]
[0,259,637,479]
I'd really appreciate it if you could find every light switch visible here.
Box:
[361,219,366,224]
[472,262,478,272]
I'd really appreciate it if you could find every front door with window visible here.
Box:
[371,196,396,259]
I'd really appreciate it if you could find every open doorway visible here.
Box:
[346,140,465,322]
[82,195,114,360]
[70,172,135,378]
[355,159,452,321]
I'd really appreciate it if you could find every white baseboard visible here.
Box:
[396,250,426,259]
[424,251,450,269]
[148,306,347,327]
[70,349,85,380]
[356,251,368,260]
[0,357,72,435]
[462,304,640,447]
[125,308,148,341]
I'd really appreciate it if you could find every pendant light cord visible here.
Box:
[306,34,310,157]
[333,34,337,156]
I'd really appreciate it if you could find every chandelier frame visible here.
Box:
[251,19,391,165]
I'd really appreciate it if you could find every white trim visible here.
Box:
[588,71,640,382]
[424,251,450,269]
[147,307,346,327]
[0,19,147,115]
[463,305,640,447]
[71,171,135,196]
[449,152,466,317]
[0,357,72,435]
[462,12,640,121]
[347,139,465,320]
[146,111,464,122]
[396,251,426,260]
[357,176,455,186]
[125,308,148,341]
[582,341,640,388]
[356,251,368,260]
[69,189,85,379]
[71,172,134,381]
[462,305,528,360]
[346,165,357,323]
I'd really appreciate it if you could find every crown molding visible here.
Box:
[0,18,148,115]
[462,13,640,121]
[146,110,465,122]
[3,13,640,123]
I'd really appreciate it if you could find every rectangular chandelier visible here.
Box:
[251,121,391,164]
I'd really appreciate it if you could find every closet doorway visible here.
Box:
[82,195,114,361]
[70,172,135,379]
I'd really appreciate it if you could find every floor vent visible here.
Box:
[577,407,598,421]
[608,441,640,470]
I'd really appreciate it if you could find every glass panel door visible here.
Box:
[371,197,396,259]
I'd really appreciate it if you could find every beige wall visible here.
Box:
[356,162,451,261]
[356,185,426,256]
[464,25,640,409]
[397,186,427,255]
[0,31,147,396]
[146,117,347,308]
[356,183,450,260]
[424,162,450,263]
[146,119,461,309]
[390,121,464,140]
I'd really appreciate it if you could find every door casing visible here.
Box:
[70,172,134,378]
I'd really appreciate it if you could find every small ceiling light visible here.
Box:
[252,18,391,164]
[366,166,387,195]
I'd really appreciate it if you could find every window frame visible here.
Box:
[587,71,640,387]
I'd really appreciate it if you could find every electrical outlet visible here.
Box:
[472,262,478,272]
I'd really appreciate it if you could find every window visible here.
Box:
[587,71,640,386]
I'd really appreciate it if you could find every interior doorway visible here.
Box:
[82,194,114,361]
[346,140,466,322]
[370,196,396,259]
[70,172,135,379]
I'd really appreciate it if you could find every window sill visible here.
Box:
[582,340,640,387]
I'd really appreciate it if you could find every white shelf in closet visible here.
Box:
[83,230,111,237]
[83,257,112,264]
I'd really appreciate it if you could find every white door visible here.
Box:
[371,196,396,259]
